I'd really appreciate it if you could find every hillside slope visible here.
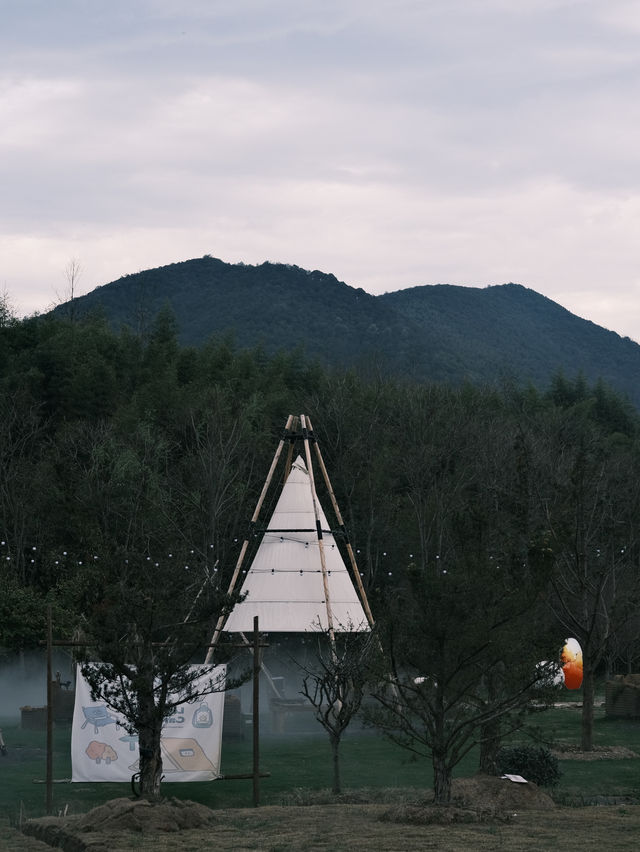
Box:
[55,257,640,405]
[380,282,640,395]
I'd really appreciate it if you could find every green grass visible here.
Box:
[2,702,639,824]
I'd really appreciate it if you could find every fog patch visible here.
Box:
[0,649,74,720]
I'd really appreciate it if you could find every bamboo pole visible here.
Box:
[307,416,375,628]
[283,415,299,479]
[205,414,295,662]
[300,414,336,648]
[306,419,399,701]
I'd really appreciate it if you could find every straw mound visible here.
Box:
[451,773,556,811]
[381,773,555,826]
[73,796,218,833]
[23,797,218,850]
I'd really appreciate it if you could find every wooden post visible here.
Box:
[252,616,260,807]
[46,605,53,815]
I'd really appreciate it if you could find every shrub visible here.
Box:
[495,745,562,787]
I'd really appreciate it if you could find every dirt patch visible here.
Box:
[552,744,638,760]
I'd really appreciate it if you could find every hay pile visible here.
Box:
[381,773,555,826]
[22,797,218,850]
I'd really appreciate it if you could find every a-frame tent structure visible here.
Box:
[206,414,374,667]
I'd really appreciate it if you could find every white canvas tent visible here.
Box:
[206,414,372,661]
[223,454,369,634]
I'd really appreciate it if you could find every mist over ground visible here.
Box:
[0,650,74,720]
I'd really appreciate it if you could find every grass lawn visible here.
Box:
[1,696,639,823]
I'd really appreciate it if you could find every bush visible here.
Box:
[495,745,562,787]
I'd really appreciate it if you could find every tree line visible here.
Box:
[1,302,639,800]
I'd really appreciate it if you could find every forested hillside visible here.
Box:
[53,256,640,406]
[1,304,638,646]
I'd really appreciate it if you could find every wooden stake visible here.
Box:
[252,616,260,807]
[46,605,53,815]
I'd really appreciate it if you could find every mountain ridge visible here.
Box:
[53,256,640,406]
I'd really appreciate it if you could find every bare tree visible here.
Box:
[299,626,377,794]
[538,410,640,749]
[54,258,83,321]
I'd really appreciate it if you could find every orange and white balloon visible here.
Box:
[561,638,583,690]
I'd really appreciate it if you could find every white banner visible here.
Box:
[71,665,226,783]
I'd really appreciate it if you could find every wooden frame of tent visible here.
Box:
[204,415,374,700]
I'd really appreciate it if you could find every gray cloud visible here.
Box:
[2,1,640,342]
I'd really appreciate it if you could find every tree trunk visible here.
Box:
[580,661,595,751]
[432,751,451,804]
[331,735,341,794]
[479,717,501,775]
[137,683,164,800]
[138,721,163,799]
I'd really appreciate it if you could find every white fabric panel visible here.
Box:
[71,665,226,782]
[224,456,369,633]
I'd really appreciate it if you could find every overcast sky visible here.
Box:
[3,0,640,342]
